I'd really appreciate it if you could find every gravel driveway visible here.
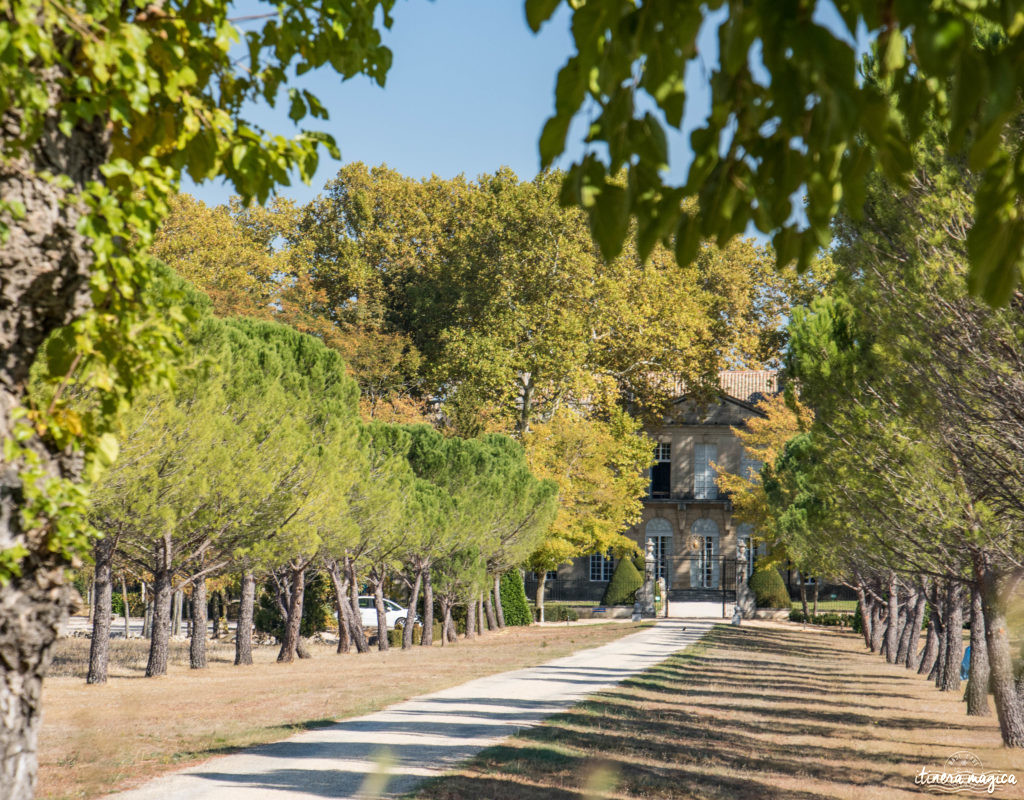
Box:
[106,619,713,800]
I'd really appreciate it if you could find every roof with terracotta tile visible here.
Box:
[717,370,779,404]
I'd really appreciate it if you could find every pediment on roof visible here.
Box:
[662,394,765,426]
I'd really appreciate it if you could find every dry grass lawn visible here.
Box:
[39,621,646,799]
[412,622,1024,800]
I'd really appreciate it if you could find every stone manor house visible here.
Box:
[528,370,777,603]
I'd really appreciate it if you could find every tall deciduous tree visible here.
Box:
[529,1,1024,303]
[0,2,398,793]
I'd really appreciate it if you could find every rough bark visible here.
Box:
[440,599,456,645]
[145,542,173,678]
[465,598,477,638]
[904,588,928,671]
[277,564,305,663]
[171,589,182,637]
[341,557,370,653]
[535,579,546,624]
[210,591,221,640]
[967,585,990,716]
[895,593,913,666]
[373,578,388,652]
[869,601,885,653]
[885,575,899,664]
[189,578,207,670]
[483,587,497,631]
[493,574,505,628]
[120,574,131,641]
[86,537,115,684]
[919,586,942,675]
[940,583,963,692]
[0,88,109,800]
[234,570,255,666]
[856,586,873,648]
[978,564,1024,746]
[402,568,422,650]
[420,566,434,647]
[326,559,361,654]
[478,593,486,634]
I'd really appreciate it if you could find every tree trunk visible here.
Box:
[978,564,1024,746]
[142,582,153,640]
[940,583,963,692]
[967,585,990,716]
[798,574,809,619]
[493,574,505,628]
[885,575,899,664]
[402,568,422,650]
[465,597,478,638]
[171,589,182,637]
[857,586,873,648]
[341,557,370,653]
[421,566,434,647]
[328,558,366,654]
[277,564,305,663]
[440,599,456,645]
[535,578,546,624]
[121,574,131,640]
[919,585,942,675]
[895,593,913,666]
[478,593,486,633]
[373,578,388,652]
[145,541,174,678]
[870,601,885,653]
[0,97,109,800]
[235,570,255,666]
[327,561,349,654]
[904,589,928,671]
[210,591,221,640]
[86,537,115,684]
[189,578,207,670]
[483,587,497,631]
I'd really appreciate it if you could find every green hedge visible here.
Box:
[789,609,854,627]
[748,568,790,609]
[534,602,579,622]
[500,571,532,626]
[601,557,643,606]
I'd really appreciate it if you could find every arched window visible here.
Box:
[690,518,719,588]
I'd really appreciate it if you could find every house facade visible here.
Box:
[537,370,777,602]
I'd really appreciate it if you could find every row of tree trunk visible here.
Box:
[855,572,1024,747]
[87,556,513,682]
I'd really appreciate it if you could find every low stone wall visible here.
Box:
[752,607,790,620]
[574,605,634,620]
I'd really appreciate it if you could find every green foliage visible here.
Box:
[748,567,790,609]
[499,571,532,627]
[788,610,853,627]
[852,601,863,635]
[529,1,1024,304]
[3,0,400,582]
[254,572,332,640]
[601,557,642,606]
[534,603,578,623]
[111,592,144,617]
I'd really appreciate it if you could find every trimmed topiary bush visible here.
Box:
[500,571,532,626]
[601,557,643,606]
[748,567,790,608]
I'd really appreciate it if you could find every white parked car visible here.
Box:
[357,596,415,630]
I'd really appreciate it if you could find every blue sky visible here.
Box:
[185,0,720,208]
[186,1,861,212]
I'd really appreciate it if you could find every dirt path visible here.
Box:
[104,620,713,799]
